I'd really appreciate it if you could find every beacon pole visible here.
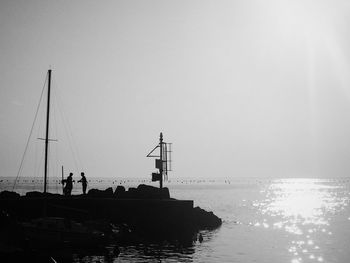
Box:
[147,132,171,190]
[159,132,163,189]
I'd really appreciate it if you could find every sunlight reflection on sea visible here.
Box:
[250,178,349,263]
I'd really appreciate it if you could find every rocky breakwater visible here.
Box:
[90,184,222,236]
[0,185,222,241]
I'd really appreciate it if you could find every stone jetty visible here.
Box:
[0,184,222,240]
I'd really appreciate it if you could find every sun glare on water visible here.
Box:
[266,179,339,225]
[254,178,349,263]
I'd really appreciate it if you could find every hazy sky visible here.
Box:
[1,0,350,180]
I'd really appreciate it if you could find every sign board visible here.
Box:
[152,173,161,182]
[155,159,162,169]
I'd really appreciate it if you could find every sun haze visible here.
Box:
[1,0,350,179]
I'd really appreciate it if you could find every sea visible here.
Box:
[1,177,350,263]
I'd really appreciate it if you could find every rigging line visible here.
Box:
[50,79,77,171]
[13,73,48,191]
[35,145,45,180]
[53,103,61,181]
[54,86,82,171]
[32,133,40,178]
[34,142,45,186]
[33,97,46,178]
[49,103,61,191]
[62,104,83,171]
[46,143,56,192]
[55,93,80,172]
[37,138,43,177]
[48,142,56,192]
[56,84,84,171]
[51,95,60,171]
[53,89,64,173]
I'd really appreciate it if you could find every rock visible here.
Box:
[135,184,170,199]
[161,187,170,199]
[136,184,159,199]
[126,187,137,199]
[191,206,222,229]
[88,187,114,198]
[46,193,62,198]
[0,191,20,199]
[114,186,125,198]
[25,192,62,198]
[25,191,43,198]
[105,187,114,197]
[87,189,100,197]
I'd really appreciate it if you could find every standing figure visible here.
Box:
[63,173,74,196]
[78,172,88,194]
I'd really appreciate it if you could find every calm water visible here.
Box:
[1,177,350,263]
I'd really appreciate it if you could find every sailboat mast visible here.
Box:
[44,69,52,193]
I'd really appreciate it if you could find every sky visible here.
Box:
[1,0,350,180]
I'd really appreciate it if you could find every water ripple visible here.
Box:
[254,178,350,263]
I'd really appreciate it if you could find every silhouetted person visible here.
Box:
[78,172,87,194]
[63,173,74,196]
